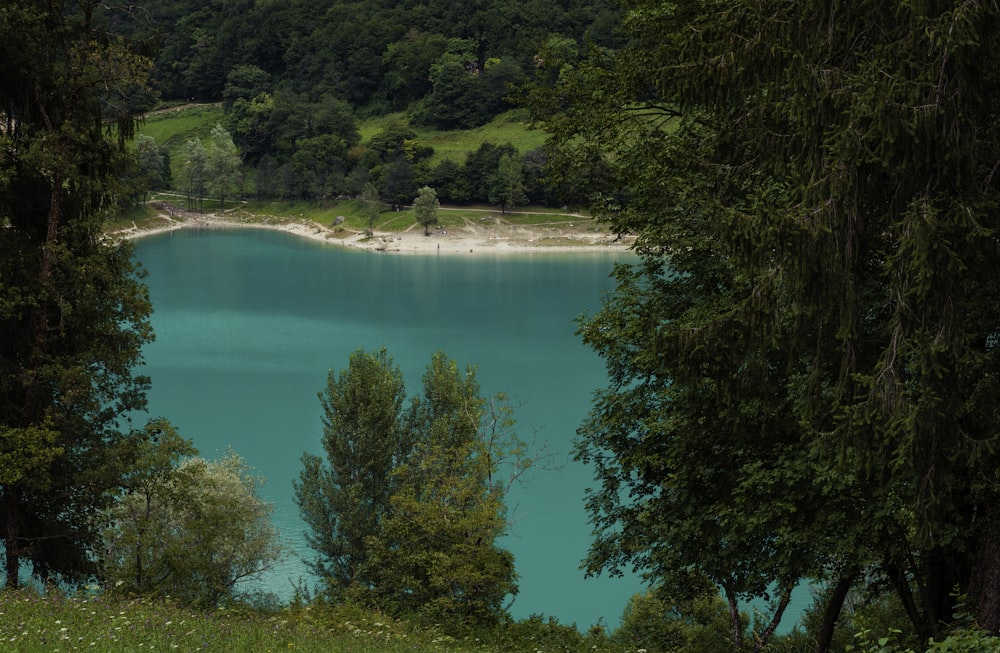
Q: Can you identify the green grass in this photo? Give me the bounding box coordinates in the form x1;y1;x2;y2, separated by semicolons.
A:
139;104;225;150
357;110;548;165
0;590;629;653
140;105;547;193
138;104;225;183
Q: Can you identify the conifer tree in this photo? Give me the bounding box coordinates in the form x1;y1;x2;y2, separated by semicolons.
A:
293;348;410;593
532;0;1000;646
1;0;154;588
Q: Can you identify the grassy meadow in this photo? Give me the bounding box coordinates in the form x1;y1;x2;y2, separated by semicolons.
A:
356;110;547;164
0;589;629;653
139;104;548;186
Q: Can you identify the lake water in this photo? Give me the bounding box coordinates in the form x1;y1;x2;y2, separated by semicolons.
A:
133;228;643;629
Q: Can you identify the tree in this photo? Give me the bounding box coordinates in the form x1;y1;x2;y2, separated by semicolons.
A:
488;153;527;214
135;135;169;199
413;185;440;236
380;155;416;211
364;353;523;624
179;137;207;211
1;0;154;589
361;182;381;235
287;134;347;199
205;124;242;211
99;421;281;607
293;348;411;594
534;0;1000;646
463;142;516;204
381;30;448;110
615;581;735;653
416;42;481;129
296;350;537;625
222;64;271;110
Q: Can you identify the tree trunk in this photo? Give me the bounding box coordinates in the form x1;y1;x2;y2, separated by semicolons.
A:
724;583;744;650
815;570;856;653
754;585;792;653
4;490;21;589
971;505;1000;632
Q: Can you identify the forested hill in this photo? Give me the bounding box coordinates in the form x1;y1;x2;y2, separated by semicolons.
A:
105;0;620;120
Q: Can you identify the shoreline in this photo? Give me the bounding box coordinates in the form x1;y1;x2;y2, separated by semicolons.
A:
111;205;634;256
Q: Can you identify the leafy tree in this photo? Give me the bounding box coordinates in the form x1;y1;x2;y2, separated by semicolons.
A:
488;153;527;214
293;348;411;594
222;63;271;110
178;137;207;211
1;0;154;588
205;124;242;211
428;159;469;203
227;92;275;166
287;134;347;199
413;186;440;236
534;0;1000;647
99;424;281;607
463;142;517;204
365;353;521;625
265;90;359;163
360;182;381;235
296;350;536;625
381;30;448;110
615;581;735;653
413;40;482;129
380;156;416;211
135;135;169;199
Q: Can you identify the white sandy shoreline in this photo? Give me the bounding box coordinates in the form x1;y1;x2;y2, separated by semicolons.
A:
113;206;633;256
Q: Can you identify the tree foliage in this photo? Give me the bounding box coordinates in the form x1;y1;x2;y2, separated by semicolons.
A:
488;153;527;214
117;0;621;114
205;124;242;211
531;0;1000;647
364;353;520;624
413;186;440;236
1;0;154;589
295;349;533;625
293;348;410;594
98;420;281;606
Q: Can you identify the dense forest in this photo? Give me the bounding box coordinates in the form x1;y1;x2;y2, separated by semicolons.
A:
102;0;621;207
106;0;619;111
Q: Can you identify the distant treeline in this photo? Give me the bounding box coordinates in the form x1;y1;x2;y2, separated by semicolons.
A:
107;0;621;207
104;0;621;124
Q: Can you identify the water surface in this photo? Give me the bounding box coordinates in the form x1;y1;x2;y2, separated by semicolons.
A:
134;228;642;628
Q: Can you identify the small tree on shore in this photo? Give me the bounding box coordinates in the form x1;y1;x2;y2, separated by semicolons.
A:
488;153;527;214
179;138;207;211
361;182;381;235
206;124;242;212
413;185;440;235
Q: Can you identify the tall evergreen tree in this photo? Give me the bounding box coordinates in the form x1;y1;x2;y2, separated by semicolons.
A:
0;0;154;588
293;348;411;593
532;0;1000;645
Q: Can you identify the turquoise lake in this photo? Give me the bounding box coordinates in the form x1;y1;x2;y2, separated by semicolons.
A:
133;228;643;629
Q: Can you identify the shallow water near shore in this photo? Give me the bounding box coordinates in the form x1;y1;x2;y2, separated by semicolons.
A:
134;227;644;628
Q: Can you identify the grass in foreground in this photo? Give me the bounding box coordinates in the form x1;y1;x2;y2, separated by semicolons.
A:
0;590;632;653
